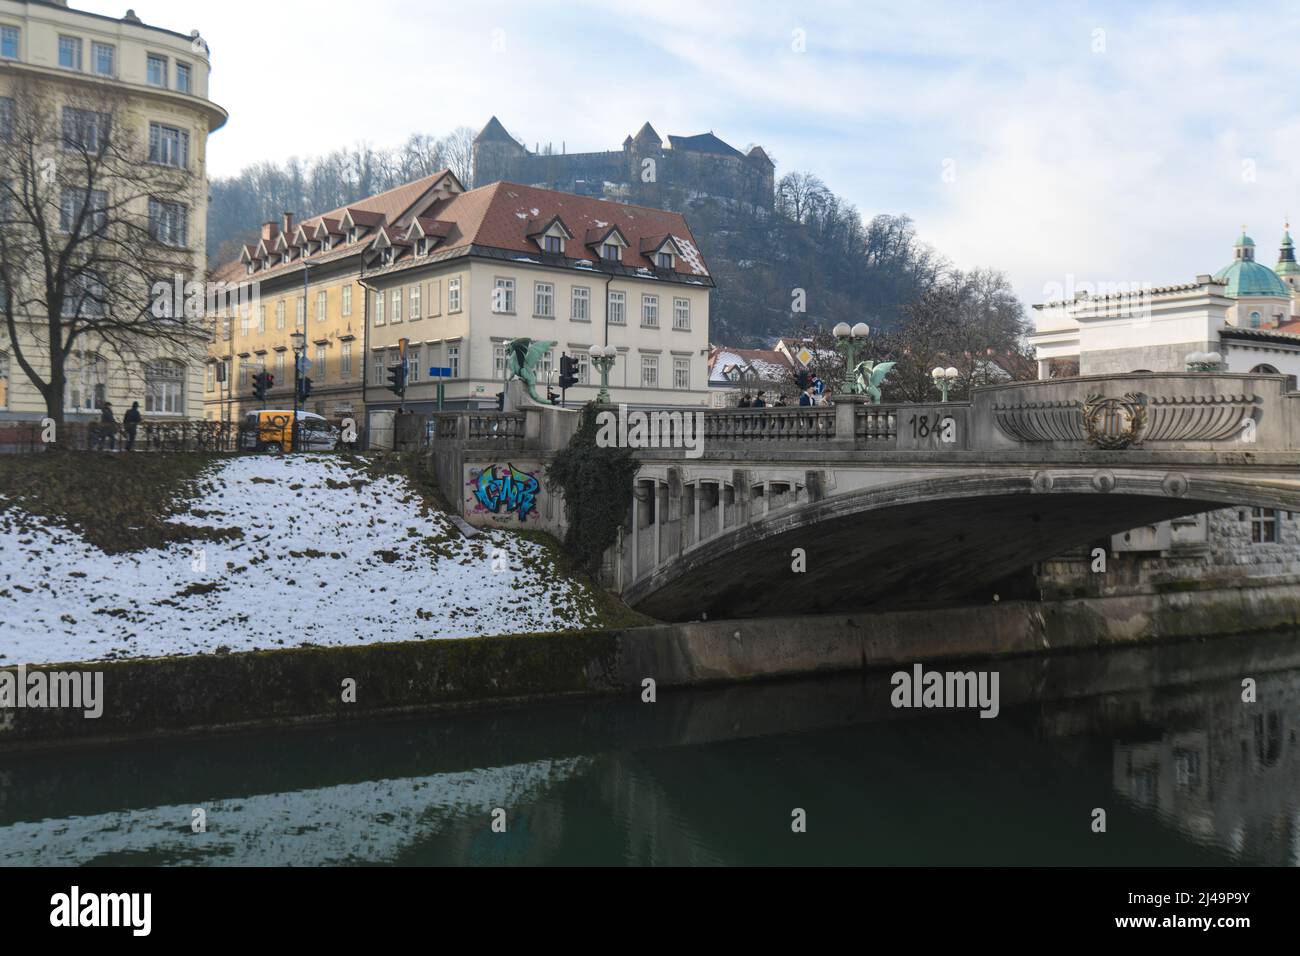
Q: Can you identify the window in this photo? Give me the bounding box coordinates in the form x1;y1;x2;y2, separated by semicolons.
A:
341;341;352;377
429;279;442;316
315;345;327;382
148;199;188;247
534;281;553;317
1252;508;1279;544
147;53;167;87
407;347;421;384
372;351;386;385
239;309;250;337
148;123;189;168
601;242;621;262
572;286;590;321
410;284;420;319
258;304;266;333
206;364;215;393
577;352;590;384
316;290;327;323
493;277;514;313
673;297;690;330
341;284;352;316
493;343;507;379
447;344;460;378
61;272;106;318
275;351;285;381
0;26;18;60
59;187;107;235
144;360;184;414
543;235;562;253
673;357;690;390
66;351;107;410
58;36;82;71
275;301;285;330
657;252;673;268
1250;311;1262;328
641;355;659;388
0;97;12;141
448;277;461;312
92;42;114;76
391;286;402;323
239;361;250;389
295;296;305;328
62;107;109;152
176;61;191;93
374;290;385;325
608;290;626;325
541;349;554;379
641;294;659;328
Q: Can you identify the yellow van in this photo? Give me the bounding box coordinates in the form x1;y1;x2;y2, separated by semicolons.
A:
240;410;338;453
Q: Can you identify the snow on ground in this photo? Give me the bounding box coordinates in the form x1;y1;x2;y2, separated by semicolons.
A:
0;455;601;665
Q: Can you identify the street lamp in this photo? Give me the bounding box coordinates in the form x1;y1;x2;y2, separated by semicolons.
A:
290;329;306;452
931;365;959;402
833;321;870;394
1185;351;1223;372
589;344;617;405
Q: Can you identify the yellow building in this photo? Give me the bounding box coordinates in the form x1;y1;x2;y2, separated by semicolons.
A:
0;0;226;421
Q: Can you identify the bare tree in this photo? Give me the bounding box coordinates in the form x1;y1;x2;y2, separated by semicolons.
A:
0;79;203;433
438;125;476;187
775;171;831;224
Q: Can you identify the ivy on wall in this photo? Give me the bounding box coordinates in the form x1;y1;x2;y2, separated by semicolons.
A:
546;404;639;573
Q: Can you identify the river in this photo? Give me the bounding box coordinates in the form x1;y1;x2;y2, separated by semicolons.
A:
1;630;1298;866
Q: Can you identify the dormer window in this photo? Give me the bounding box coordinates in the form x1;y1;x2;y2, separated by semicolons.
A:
602;243;621;262
321;237;331;252
382;247;394;265
300;244;310;258
347;228;357;243
544;235;563;254
657;251;674;268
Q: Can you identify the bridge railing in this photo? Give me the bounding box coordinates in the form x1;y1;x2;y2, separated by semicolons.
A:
702;406;837;442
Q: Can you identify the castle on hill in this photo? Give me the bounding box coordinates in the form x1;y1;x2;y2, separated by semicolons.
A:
471;117;775;210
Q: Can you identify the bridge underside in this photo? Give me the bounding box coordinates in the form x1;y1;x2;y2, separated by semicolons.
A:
629;492;1230;621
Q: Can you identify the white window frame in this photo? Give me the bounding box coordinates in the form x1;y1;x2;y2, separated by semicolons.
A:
572;286;590;321
673;357;690;390
641;294;659;328
535;281;554;317
391;286;402;323
410;284;421;319
448;276;461;312
640;354;659;388
315;290;327;323
673;297;690;330
608;290;626;325
341;284;353;316
493;277;515;314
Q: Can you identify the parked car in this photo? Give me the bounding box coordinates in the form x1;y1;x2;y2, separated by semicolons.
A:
240;410;339;453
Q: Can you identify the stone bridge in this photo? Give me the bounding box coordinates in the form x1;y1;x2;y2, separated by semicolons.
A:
428;372;1300;621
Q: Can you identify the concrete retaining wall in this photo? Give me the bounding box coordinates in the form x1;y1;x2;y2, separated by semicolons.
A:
2;577;1297;752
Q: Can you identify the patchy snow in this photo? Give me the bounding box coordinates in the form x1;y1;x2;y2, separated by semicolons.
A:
0;456;602;666
672;235;710;276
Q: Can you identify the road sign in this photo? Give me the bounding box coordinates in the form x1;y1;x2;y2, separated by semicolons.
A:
427;366;453;378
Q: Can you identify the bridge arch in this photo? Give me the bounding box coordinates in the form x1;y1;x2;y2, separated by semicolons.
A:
623;469;1300;621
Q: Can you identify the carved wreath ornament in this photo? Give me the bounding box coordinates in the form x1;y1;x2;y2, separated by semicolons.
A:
1081;393;1148;449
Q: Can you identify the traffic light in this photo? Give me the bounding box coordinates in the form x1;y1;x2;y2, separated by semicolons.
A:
494;390;505;411
298;376;312;402
252;371;273;402
558;353;579;390
386;362;406;397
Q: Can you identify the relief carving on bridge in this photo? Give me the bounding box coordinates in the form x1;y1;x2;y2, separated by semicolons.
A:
993;393;1261;448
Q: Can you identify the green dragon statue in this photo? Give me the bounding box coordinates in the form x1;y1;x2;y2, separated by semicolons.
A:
505;337;559;405
853;360;896;403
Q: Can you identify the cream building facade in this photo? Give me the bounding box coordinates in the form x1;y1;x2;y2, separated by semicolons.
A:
0;0;225;421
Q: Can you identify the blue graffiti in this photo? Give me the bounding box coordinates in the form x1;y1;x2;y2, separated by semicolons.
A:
473;463;540;521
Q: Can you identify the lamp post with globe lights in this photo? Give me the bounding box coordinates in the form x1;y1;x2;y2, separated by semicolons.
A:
932;365;959;402
1185;351;1223;372
832;321;871;395
589;344;617;404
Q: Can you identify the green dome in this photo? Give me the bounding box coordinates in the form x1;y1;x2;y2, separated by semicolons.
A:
1213;258;1290;296
1277;229;1300;277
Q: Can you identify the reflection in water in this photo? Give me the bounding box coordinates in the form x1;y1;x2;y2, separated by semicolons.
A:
1;631;1298;866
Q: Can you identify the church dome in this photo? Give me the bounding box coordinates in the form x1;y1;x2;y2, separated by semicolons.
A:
1213;229;1290;297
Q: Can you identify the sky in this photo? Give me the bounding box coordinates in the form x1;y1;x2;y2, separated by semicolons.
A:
74;0;1300;308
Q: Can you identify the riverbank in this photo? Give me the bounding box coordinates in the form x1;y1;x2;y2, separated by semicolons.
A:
3;573;1297;752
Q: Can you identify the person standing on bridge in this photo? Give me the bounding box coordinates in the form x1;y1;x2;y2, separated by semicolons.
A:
738;393;752;408
799;386;814;407
753;391;767;408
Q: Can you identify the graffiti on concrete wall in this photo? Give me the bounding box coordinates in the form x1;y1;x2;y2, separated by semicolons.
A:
468;463;542;522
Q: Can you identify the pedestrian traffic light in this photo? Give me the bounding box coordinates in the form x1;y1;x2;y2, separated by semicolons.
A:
298;376;312;402
558;353;579;390
386;362;406;397
252;371;272;402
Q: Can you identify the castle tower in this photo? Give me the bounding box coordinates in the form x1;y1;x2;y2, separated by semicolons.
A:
472;116;528;188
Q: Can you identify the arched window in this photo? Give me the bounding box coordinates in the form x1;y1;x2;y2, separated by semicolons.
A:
66;351;107;411
1250;311;1262;328
1251;363;1280;374
144;360;185;415
0;350;8;409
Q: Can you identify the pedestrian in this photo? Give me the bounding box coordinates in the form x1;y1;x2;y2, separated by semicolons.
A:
773;394;787;407
738;393;752;408
753;390;767;408
799;386;813;407
98;401;117;451
123;400;142;452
